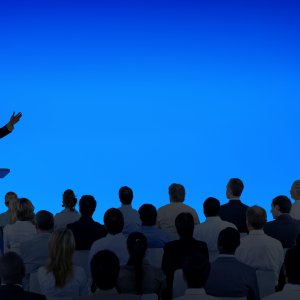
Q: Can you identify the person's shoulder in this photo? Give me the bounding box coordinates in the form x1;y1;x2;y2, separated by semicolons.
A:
157;203;171;213
23;290;47;300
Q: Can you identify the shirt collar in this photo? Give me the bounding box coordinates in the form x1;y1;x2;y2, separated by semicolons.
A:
205;216;221;222
185;288;207;295
249;229;265;235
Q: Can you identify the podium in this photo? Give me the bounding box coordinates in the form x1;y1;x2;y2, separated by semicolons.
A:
0;168;10;178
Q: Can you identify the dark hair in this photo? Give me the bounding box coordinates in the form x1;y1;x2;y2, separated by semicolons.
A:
119;186;133;205
272;195;292;214
182;254;210;288
227;178;244;197
218;227;240;254
62;189;77;211
4;191;17;206
138;204;157;226
246;206;267;229
35;210;54;231
285;247;300;284
175;212;194;239
16;198;35;222
203;197;220;217
0;252;25;284
90;250;120;292
169;183;185;203
104;208;124;235
79;195;97;217
127;232;148;294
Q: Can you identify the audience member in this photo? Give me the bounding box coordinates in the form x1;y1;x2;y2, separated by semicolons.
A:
89;208;129;266
157;183;200;239
219;178;249;233
205;227;259;300
290;180;300;220
264;195;300;248
194;197;236;261
0;191;18;227
118;186;141;236
3;198;36;254
37;228;88;297
138;204;171;248
54;189;80;229
0;251;46;300
0;112;22;139
67;195;107;250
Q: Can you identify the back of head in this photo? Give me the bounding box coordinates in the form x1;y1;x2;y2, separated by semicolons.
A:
36;210;54;231
169;183;185;203
0;252;25;285
291;180;300;200
227;178;244;197
203;197;221;217
127;232;148;263
246;206;267;230
218;227;240;254
138;204;157;226
16;198;35;222
62;189;77;211
79;195;97;217
90;250;120;292
119;186;133;205
104;208;124;235
175;212;194;239
182;254;210;288
285;247;300;284
4;191;17;207
272;195;292;214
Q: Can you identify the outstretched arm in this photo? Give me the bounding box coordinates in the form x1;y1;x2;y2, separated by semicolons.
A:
0;112;22;138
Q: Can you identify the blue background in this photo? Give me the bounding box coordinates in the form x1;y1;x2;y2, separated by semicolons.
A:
1;0;299;222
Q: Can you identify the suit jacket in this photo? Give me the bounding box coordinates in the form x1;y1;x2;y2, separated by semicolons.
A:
205;256;259;300
264;214;300;248
219;200;249;233
0;125;10;139
67;216;107;250
0;284;46;300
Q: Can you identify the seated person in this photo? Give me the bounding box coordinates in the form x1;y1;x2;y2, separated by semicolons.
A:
0;191;18;227
290;180;300;220
67;195;107;250
138;204;172;248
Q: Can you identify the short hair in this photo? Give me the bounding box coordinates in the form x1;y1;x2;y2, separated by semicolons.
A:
16;198;35;221
35;210;54;231
169;183;185;203
218;227;240;254
246;206;267;229
104;208;124;235
203;197;220;217
119;186;133;205
182;254;210;288
90;250;120;291
79;195;97;216
4;191;17;206
285;247;300;284
292;180;300;191
175;212;194;239
0;252;25;284
272;195;292;214
138;204;157;226
227;178;244;197
62;189;77;211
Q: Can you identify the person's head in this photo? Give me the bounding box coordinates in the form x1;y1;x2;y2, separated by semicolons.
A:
182;254;210;289
16;198;35;222
271;195;292;219
90;250;120;292
79;195;97;217
290;180;300;201
218;227;240;255
246;206;267;231
47;228;75;287
284;247;300;284
226;178;244;199
0;252;25;285
104;208;124;235
203;197;221;217
175;212;194;239
119;186;133;205
127;232;148;263
169;183;185;203
138;204;157;226
4;191;17;208
35;210;54;232
62;189;77;211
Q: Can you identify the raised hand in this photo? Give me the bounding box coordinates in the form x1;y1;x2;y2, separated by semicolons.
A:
9;112;22;125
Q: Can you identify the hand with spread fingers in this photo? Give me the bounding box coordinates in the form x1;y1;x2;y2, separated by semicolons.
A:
9;112;22;125
0;112;23;139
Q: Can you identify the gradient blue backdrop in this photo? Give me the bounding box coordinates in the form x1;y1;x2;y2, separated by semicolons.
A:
1;0;299;222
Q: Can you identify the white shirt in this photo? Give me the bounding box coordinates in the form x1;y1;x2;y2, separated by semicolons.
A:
290;201;300;220
38;265;88;297
235;230;284;279
118;204;141;235
263;284;300;300
3;220;36;254
89;233;129;266
54;208;81;229
173;288;219;300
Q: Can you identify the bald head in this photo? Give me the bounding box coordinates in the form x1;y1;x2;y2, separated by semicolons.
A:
291;180;300;200
246;206;267;230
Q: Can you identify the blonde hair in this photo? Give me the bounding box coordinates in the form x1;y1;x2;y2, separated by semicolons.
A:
16;198;35;222
46;228;75;287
